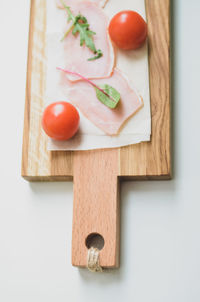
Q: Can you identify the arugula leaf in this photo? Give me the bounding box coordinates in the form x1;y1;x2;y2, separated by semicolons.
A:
88;49;103;61
95;84;121;109
64;4;76;23
60;2;103;61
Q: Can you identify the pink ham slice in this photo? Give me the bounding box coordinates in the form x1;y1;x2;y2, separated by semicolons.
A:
56;0;108;9
58;68;143;135
57;2;114;82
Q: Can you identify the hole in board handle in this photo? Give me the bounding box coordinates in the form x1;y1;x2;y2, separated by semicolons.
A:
85;233;105;250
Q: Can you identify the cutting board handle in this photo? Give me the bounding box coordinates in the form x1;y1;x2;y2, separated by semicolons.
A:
72;149;120;269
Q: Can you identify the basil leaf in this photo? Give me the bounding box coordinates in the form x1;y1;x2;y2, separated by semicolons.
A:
95;84;121;109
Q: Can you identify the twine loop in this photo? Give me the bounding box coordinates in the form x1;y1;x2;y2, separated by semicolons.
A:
87;247;103;272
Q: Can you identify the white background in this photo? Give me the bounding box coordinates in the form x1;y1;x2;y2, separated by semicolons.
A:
0;0;200;301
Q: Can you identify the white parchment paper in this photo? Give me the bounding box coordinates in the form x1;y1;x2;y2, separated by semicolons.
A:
45;0;151;150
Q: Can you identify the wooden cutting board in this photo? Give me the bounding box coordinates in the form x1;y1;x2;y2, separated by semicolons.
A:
22;0;171;269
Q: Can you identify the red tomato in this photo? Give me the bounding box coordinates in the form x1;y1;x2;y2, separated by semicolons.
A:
42;101;80;140
109;10;147;50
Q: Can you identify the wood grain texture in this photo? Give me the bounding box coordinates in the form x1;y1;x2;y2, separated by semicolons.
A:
119;0;171;179
21;0;73;181
21;0;171;269
21;0;171;181
72;149;120;267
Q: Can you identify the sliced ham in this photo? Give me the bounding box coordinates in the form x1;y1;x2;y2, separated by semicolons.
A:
58;68;143;135
56;0;108;9
57;2;114;82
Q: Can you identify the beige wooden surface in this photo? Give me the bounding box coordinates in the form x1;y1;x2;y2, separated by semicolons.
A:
22;0;171;181
21;0;171;268
72;150;120;267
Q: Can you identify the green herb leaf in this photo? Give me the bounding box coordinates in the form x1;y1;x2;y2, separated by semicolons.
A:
88;49;103;61
65;5;75;23
57;67;121;109
95;84;121;109
60;2;103;61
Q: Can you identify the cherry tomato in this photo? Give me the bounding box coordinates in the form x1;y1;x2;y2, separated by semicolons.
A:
42;101;80;140
109;10;147;50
